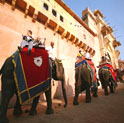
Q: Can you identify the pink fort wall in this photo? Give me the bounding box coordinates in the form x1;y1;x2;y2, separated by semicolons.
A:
0;3;79;100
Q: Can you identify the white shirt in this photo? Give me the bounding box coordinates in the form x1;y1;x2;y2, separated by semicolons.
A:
85;52;91;59
46;46;56;60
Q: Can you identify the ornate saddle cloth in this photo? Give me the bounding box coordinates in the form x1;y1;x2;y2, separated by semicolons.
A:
12;47;51;104
99;63;117;82
75;59;97;87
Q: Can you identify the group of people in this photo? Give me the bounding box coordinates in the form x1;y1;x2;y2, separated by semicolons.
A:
18;30;117;86
76;50;91;63
18;30;56;60
76;49;117;87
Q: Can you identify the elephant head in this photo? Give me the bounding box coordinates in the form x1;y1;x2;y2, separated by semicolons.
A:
51;58;67;107
118;70;124;83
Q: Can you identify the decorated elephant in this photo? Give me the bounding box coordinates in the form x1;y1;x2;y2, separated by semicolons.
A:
0;52;67;123
117;69;124;83
73;61;98;105
98;66;116;95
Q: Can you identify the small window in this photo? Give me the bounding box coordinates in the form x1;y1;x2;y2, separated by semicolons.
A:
52;9;57;17
83;34;86;39
43;3;49;11
60;15;64;22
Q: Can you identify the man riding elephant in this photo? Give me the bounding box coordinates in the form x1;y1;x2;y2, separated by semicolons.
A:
0;46;67;123
98;56;117;95
73;50;98;105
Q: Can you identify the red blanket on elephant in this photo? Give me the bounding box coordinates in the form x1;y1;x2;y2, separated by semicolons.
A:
100;63;116;82
12;47;51;104
75;59;97;87
86;59;97;85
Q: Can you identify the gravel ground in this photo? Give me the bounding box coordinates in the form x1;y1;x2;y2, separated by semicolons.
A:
7;83;124;123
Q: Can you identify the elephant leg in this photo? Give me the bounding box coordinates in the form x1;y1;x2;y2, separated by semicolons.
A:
0;80;15;123
13;93;23;116
45;88;53;114
92;87;98;98
85;85;91;103
104;86;109;96
73;86;80;105
29;96;40;115
109;83;114;93
61;80;67;107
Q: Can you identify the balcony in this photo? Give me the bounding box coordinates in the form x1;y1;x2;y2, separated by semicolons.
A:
101;25;113;37
113;40;121;48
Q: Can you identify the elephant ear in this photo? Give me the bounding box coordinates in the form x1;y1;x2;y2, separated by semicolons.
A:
1;57;14;78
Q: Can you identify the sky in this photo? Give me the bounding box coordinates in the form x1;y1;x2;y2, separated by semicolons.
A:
62;0;124;60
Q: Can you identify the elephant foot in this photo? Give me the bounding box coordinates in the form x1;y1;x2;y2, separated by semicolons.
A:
86;98;91;103
73;100;79;105
13;108;23;116
92;93;98;98
110;90;115;93
64;103;67;108
29;109;37;115
46;109;53;114
105;92;109;96
110;87;115;93
0;116;9;123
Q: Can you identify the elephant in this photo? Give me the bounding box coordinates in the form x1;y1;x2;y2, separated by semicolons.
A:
98;67;115;95
0;55;67;123
73;63;98;105
117;69;124;83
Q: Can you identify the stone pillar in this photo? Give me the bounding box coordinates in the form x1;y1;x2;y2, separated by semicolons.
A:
61;31;67;39
44;19;50;29
24;4;29;18
12;0;16;10
53;25;59;35
72;37;76;44
32;10;38;23
66;34;71;42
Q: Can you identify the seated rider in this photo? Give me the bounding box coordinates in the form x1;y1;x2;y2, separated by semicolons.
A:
46;41;56;70
18;30;34;55
85;50;91;60
33;37;46;48
99;56;112;66
76;50;84;63
46;41;56;61
77;50;83;58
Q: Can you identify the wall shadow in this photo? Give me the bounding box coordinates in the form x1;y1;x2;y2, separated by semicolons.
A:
66;78;74;96
54;78;73;99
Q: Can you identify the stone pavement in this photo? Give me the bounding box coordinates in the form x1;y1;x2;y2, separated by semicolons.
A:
7;83;124;123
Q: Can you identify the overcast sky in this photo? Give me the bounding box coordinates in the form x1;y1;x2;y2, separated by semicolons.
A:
63;0;124;60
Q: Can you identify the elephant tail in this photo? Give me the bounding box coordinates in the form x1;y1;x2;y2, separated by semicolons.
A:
0;64;4;75
0;68;3;75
